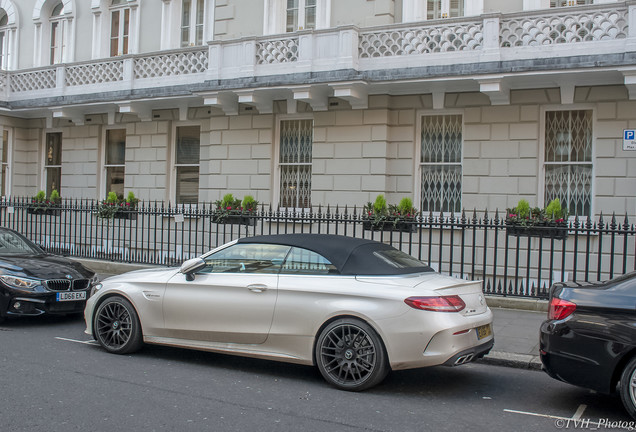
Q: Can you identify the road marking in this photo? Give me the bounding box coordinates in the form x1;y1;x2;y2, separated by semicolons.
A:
504;409;571;421
55;337;99;345
572;404;587;419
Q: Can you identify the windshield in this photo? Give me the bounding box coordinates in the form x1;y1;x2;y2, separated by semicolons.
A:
0;231;41;255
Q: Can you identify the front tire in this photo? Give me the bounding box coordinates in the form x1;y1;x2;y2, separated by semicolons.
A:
620;356;636;420
94;296;143;354
315;318;388;391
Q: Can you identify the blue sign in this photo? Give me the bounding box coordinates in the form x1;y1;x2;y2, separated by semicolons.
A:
624;130;636;151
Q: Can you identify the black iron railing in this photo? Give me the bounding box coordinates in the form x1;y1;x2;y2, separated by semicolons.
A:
1;197;634;299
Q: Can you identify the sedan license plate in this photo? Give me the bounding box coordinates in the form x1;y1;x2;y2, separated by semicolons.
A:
56;291;87;302
476;324;492;340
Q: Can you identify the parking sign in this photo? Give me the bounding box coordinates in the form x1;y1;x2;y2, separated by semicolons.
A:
624;130;636;151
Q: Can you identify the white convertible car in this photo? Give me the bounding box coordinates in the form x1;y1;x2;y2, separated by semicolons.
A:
85;234;493;391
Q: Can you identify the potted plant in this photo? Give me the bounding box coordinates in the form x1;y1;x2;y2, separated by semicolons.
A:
506;198;568;239
363;195;418;232
28;190;61;215
212;193;259;225
97;191;139;219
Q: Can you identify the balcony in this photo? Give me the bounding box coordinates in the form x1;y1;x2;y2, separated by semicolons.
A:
2;1;635;120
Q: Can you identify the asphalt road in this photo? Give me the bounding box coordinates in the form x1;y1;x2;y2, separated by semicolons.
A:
1;314;632;432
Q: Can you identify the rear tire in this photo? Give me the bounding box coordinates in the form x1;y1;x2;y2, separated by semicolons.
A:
94;296;143;354
315;318;389;391
619;356;636;420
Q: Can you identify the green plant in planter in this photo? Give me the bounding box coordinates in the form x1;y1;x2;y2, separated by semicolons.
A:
213;193;251;222
392;197;417;218
33;190;46;203
242;195;259;213
364;195;418;231
126;191;139;208
544;198;566;221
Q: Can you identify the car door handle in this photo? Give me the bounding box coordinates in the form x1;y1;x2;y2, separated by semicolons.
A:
247;284;268;293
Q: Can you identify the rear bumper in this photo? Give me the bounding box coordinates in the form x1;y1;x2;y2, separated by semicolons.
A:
442;339;494;366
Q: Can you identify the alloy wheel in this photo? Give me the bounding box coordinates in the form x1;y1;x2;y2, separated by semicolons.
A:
96;300;134;350
319;323;377;387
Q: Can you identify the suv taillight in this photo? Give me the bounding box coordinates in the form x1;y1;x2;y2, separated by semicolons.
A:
548;298;576;320
404;295;466;312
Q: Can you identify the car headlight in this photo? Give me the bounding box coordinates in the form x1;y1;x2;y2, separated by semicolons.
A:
90;283;103;297
0;275;42;291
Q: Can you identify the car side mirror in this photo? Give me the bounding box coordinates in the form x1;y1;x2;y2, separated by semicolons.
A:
180;257;206;281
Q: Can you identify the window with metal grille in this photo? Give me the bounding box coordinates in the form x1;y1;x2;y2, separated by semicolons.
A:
286;0;316;32
104;129;126;198
544;110;593;217
427;0;464;19
175;126;200;205
420;114;462;213
181;0;205;47
279;119;312;209
45;132;62;196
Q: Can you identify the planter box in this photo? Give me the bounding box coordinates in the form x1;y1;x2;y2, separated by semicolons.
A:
214;214;257;226
506;223;568;240
26;206;60;216
362;220;417;233
113;209;138;220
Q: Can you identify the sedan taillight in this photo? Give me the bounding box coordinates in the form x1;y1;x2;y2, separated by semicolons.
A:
404;295;466;312
548;297;576;320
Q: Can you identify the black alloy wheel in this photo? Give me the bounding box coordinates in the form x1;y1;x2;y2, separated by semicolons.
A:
94;296;143;354
316;318;388;391
620;356;636;420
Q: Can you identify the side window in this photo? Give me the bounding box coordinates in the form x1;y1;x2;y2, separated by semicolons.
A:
110;0;131;57
201;244;291;274
281;247;338;275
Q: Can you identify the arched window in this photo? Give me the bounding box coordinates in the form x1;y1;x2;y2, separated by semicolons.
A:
181;0;204;47
0;10;8;70
49;2;64;64
110;0;131;56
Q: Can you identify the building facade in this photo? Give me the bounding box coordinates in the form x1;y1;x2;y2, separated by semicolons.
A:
0;0;634;219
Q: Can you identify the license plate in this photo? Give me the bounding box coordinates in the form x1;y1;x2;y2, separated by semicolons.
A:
476;324;492;340
56;291;87;302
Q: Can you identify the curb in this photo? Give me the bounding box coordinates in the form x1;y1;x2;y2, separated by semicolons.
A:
480;351;543;371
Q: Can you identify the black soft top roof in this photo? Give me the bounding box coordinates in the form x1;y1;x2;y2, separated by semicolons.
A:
237;234;433;275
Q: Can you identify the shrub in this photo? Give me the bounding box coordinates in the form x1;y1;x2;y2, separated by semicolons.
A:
34;190;46;202
515;199;530;219
397;197;415;216
373;194;387;215
545;198;565;220
242;195;258;212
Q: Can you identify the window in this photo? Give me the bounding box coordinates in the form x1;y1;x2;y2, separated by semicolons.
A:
551;0;593;7
281;247;337;275
419;114;462;213
427;0;464;19
104;129;126;198
181;0;204;47
49;2;64;64
175;126;200;205
0;129;9;197
44;132;62;196
110;0;130;56
279;119;312;209
286;0;316;32
0;11;8;69
202;243;291;274
544;110;593;217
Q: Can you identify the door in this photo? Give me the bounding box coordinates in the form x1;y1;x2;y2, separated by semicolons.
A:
162;243;290;344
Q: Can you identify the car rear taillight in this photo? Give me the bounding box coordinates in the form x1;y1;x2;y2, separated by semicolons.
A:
548;298;576;320
404;296;466;312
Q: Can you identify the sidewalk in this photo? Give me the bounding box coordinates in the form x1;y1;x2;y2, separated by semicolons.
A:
484;307;545;370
